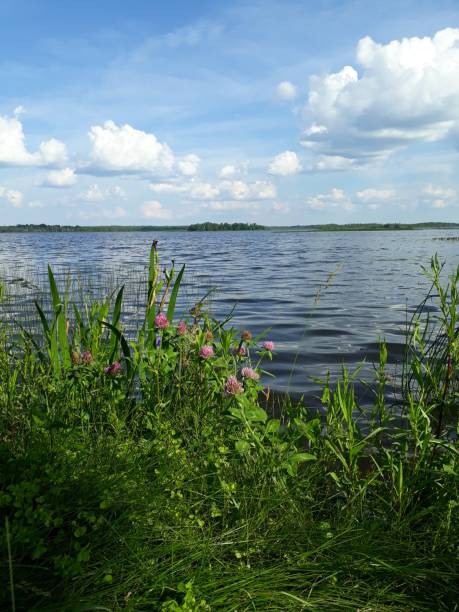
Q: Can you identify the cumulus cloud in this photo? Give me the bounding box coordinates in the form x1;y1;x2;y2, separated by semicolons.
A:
301;28;459;163
276;80;297;101
149;178;276;202
422;184;456;208
79;184;126;202
356;188;396;207
219;164;238;178
202;201;261;211
177;154;200;176
140;200;172;219
149;182;187;194
312;155;357;171
268;150;302;176
0;186;23;208
88;120;175;175
305;188;355;212
220;179;276;200
0;114;68;167
42;167;77;188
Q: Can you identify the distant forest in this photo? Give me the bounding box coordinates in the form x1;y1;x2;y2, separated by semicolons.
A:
1;222;459;233
187;222;265;231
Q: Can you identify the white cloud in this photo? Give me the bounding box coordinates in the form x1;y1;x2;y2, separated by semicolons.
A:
42;167;77;188
219;164;237;178
0;114;68;167
177;154;200;176
268;150;302;176
220;179;276;200
356;188;396;204
422;184;456;208
276;80;297;101
305;188;355;212
149;182;187;194
88;120;175;175
0;186;23;208
149;178;276;202
140;200;172;219
312;155;357;171
189;182;220;199
202;201;261;211
302;28;459;163
79;184;126;202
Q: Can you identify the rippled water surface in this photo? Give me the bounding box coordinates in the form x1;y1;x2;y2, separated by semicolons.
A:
1;229;459;404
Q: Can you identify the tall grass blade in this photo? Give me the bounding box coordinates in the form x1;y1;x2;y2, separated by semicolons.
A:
109;285;124;362
166;264;185;322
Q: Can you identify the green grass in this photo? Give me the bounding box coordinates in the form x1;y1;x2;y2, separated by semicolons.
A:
0;246;458;611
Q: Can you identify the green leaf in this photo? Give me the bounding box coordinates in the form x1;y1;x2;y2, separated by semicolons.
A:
265;419;280;434
109;285;124;361
289;452;316;465
100;321;132;378
235;440;251;453
167;264;185;322
244;405;267;422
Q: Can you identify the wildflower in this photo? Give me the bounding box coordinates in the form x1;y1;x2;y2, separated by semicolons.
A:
241;330;252;341
155;312;169;329
155;335;161;349
71;351;80;365
81;351;93;364
241;367;259;381
236;345;247;357
205;329;214;342
262;341;275;351
104;361;122;376
224;375;244;396
177;320;187;336
199;345;214;359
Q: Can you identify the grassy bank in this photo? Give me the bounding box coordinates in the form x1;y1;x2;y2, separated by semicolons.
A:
1;247;458;611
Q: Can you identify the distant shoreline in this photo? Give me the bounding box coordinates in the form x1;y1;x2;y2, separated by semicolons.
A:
1;222;459;234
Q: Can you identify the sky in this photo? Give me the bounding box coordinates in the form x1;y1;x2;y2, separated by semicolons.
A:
1;0;459;226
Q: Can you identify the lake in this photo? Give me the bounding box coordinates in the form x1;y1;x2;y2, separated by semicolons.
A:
1;229;458;406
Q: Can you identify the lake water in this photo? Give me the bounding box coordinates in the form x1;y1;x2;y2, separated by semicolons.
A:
1;229;459;406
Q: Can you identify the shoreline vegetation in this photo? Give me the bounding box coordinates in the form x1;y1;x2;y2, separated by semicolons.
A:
1;246;458;610
1;221;459;233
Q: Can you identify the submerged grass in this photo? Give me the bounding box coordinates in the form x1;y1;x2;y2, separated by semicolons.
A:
0;245;458;611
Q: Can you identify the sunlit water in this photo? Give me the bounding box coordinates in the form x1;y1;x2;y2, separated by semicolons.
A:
1;229;458;406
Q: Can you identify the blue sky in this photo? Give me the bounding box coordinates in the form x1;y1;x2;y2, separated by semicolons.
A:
1;0;459;225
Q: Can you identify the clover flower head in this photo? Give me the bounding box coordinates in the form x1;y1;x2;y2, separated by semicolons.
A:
155;312;169;329
262;341;275;352
224;375;244;396
177;320;187;336
241;367;259;381
81;351;93;364
104;361;122;376
200;345;214;359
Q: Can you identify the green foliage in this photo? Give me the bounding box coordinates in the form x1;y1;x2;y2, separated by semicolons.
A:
187;221;265;231
0;250;457;610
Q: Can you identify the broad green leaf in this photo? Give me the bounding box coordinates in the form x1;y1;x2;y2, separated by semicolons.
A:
235;440;251;454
